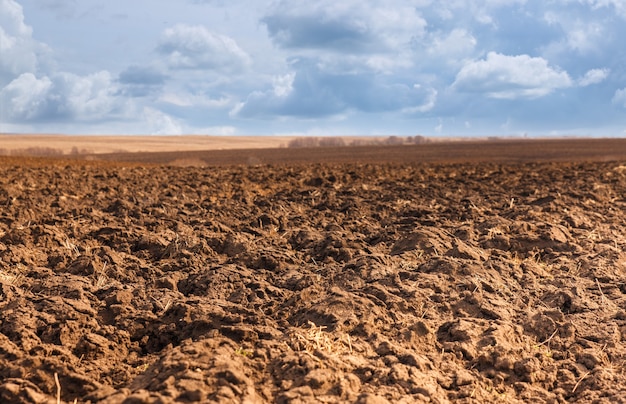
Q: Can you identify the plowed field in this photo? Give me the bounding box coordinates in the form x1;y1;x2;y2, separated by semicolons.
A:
1;139;626;403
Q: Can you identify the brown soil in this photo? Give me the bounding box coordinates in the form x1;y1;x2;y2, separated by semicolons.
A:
86;138;626;165
1;139;626;403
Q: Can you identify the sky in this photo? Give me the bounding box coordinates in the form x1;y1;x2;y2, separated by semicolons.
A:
1;0;626;137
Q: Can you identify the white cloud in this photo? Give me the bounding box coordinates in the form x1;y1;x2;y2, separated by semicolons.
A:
364;54;413;73
272;73;295;97
0;0;31;38
141;107;183;135
0;1;135;127
578;68;610;86
613;88;626;107
431;0;528;26
0;0;50;84
157;24;251;71
428;29;477;60
158;92;232;108
54;71;122;119
542;10;608;62
0;73;52;120
566;23;603;54
1;71;126;122
411;28;477;71
580;0;626;18
453;52;572;99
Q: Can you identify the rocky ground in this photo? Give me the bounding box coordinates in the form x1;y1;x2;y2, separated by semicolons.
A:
1;147;626;403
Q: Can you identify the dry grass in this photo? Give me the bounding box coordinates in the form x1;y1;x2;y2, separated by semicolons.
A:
572;371;591;393
92;262;111;290
54;372;61;404
536;328;559;347
62;238;80;257
288;321;353;356
0;271;23;287
0;265;25;287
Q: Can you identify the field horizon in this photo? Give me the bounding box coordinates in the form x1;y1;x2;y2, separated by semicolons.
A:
2;136;626;168
0;133;599;156
2;134;626;167
0;133;447;155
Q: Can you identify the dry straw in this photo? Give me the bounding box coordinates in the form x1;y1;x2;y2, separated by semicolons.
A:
54;372;61;404
289;321;353;356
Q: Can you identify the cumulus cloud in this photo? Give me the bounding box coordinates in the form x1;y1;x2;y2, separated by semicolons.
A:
253;1;431;118
423;3;566;62
0;73;52;121
234;59;436;118
578;68;610;86
453;52;572;99
262;1;426;53
0;0;50;85
141;107;183;135
0;0;31;41
540;5;626;79
157;24;251;71
1;71;126;122
0;0;133;126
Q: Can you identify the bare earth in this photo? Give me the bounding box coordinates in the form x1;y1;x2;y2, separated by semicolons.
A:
1;138;626;403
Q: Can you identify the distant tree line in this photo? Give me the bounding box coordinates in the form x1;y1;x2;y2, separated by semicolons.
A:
287;135;429;148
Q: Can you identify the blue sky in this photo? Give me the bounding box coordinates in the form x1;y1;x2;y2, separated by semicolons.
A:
1;0;626;137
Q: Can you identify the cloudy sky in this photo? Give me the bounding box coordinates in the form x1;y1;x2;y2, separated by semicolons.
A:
1;0;626;137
